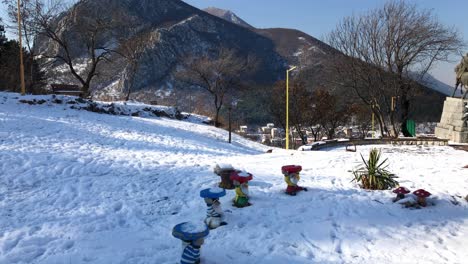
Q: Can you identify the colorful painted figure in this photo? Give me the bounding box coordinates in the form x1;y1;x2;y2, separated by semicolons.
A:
213;163;236;189
230;171;253;207
282;165;308;196
172;222;209;264
200;187;227;229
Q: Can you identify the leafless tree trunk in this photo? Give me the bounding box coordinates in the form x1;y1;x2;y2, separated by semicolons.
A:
118;32;151;101
27;0;124;97
176;48;257;127
289;81;312;145
327;0;463;137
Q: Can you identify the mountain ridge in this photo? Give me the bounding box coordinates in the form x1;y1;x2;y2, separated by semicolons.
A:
204;7;452;97
36;0;447;122
203;7;253;28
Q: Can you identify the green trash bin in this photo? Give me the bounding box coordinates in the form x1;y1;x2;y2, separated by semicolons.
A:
406;119;416;137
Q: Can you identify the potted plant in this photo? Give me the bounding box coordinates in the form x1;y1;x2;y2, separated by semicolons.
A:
352;148;398;190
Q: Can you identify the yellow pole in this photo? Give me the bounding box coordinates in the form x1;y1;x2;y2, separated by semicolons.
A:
286;66;296;150
17;0;26;95
372;111;375;139
286;70;289;149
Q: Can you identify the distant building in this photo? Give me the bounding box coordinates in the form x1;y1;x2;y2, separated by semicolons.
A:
239;126;248;134
261;126;272;134
271;128;280;138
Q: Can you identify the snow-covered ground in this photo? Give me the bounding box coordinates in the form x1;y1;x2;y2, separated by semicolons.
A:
0;92;467;264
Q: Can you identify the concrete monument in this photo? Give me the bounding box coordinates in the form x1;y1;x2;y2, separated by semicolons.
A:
435;55;468;143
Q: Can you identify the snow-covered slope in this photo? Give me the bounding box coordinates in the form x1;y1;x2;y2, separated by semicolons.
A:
0;92;467;264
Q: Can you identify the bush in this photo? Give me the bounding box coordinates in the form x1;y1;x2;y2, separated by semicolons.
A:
352;148;398;190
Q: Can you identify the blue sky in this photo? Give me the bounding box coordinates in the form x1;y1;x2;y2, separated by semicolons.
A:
183;0;468;85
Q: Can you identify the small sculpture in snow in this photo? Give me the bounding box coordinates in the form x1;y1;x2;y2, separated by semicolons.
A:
200;187;227;229
413;189;431;207
392;186;411;202
172;221;209;264
230;171;253;208
213;163;236;189
282;165;308;196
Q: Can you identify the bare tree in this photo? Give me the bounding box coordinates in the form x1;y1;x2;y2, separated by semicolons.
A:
28;0;125;97
312;89;355;139
289;80;314;145
177;48;257;127
118;32;151;101
352;103;373;138
266;80;304;148
327;0;463;136
267;80;286;132
266;79;356;146
327;55;399;136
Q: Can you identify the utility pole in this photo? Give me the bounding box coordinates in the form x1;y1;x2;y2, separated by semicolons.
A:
17;0;26;95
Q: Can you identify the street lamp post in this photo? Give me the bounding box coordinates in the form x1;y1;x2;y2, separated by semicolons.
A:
286;66;297;150
17;0;26;95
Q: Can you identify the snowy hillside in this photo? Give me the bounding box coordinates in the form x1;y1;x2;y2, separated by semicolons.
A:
0;92;467;264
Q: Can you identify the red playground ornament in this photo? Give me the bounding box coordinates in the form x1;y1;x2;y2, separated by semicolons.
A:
281;165;308;196
230;171;253;207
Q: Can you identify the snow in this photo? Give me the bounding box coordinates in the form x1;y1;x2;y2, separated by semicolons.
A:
237;171;252;177
293;50;304;57
396;196;417;205
209;187;225;194
179;222;208;234
0;92;467;263
297;141;326;151
55;59;89;76
216;163;234;170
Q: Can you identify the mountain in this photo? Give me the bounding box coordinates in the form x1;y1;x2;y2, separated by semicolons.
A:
36;0;446;122
255;28;339;65
36;0;285;102
191;8;344;95
420;73;458;96
202;7;338;68
203;7;253;28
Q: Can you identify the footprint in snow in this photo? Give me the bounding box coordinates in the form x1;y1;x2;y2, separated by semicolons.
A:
28;226;41;236
62;240;74;250
113;201;123;212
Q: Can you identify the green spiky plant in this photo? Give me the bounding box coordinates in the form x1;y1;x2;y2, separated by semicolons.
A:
352;148;398;190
